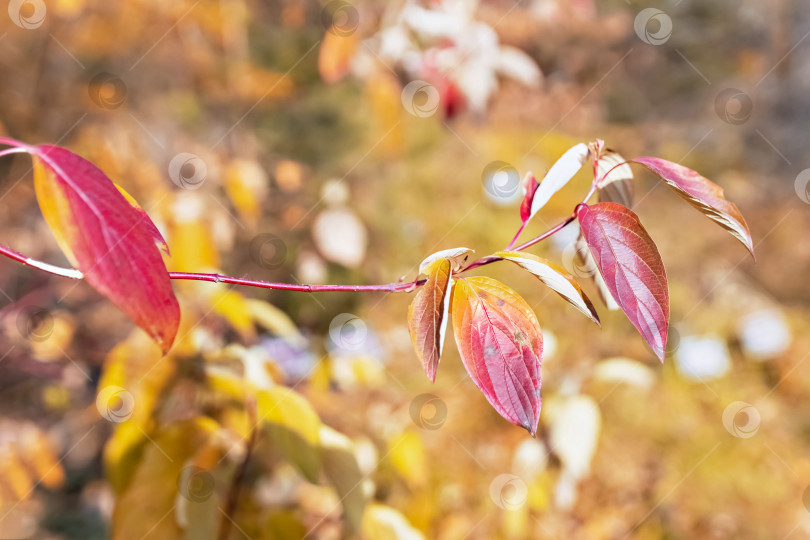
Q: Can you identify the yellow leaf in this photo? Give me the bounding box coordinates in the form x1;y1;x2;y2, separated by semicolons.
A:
320;426;367;533
225;159;267;228
366;72;404;155
104;423;146;495
219;408;252;441
309;360;332;393
100;329;175;492
99;329;170;428
111;418;220;540
503;502;529;538
213;290;255;339
388;432;427;489
362;503;425;540
0;451;33;500
246;299;302;342
257;387;321;483
169;220;219;272
205;366;248;402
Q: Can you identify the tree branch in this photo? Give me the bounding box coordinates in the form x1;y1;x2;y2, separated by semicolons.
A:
0;206;587;293
0;136;600;293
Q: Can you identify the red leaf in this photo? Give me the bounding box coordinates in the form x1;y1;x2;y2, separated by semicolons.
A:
633;157;754;256
576;203;669;361
451;277;543;435
519;172;538;225
32;145;180;353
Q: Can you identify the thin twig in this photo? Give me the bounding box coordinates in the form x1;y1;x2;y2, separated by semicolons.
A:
0;142;611;294
0;213;568;294
0;147;29;159
0;200;582;292
504;221;527;250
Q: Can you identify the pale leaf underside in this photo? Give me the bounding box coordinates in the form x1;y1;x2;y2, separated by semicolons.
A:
418;247;473;275
493;250;600;325
529;143;589;219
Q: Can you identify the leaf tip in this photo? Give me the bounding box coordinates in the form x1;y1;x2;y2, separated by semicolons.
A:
655;336;667;363
746;241;756;262
159;337;175;355
424;364;437;383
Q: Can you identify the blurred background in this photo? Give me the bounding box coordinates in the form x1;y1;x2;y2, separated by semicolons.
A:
0;0;809;538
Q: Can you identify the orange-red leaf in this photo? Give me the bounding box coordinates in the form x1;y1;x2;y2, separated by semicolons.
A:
633;157;754;256
576;203;669;360
451;277;543;435
32;145;179;353
407;258;452;382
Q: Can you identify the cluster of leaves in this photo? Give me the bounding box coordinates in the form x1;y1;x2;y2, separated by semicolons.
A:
0;137;752;443
99;326;377;538
406;140;753;435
